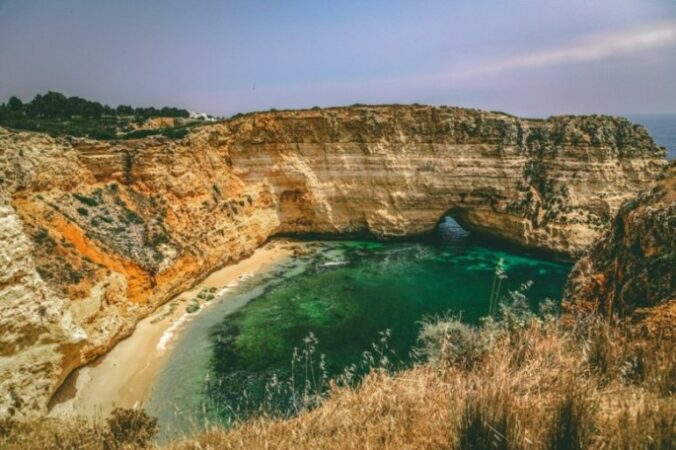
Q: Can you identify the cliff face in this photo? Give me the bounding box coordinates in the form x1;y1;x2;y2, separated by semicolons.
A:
226;107;664;251
0;105;667;416
563;162;675;322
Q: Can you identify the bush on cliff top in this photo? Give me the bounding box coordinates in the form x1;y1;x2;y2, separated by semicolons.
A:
0;92;201;140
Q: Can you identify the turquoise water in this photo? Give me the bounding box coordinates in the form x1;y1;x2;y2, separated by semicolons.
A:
147;224;571;438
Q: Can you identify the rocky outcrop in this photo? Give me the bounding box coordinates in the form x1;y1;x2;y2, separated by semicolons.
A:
563;162;675;320
0;105;667;416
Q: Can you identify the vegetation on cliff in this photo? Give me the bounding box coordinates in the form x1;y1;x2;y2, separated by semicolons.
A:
1;296;673;449
0;92;204;140
0;106;671;449
182;313;672;450
3;160;673;449
564;162;675;320
0;105;667;422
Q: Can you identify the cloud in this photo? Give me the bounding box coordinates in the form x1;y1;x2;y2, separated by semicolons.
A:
434;20;676;83
233;20;676;104
184;19;676;115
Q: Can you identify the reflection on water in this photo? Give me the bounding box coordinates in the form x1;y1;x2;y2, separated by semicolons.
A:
437;216;471;247
147;231;571;439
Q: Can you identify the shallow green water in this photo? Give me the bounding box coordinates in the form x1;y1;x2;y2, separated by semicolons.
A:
147;229;571;438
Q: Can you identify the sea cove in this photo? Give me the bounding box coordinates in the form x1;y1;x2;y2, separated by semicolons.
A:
146;224;571;437
2;3;674;447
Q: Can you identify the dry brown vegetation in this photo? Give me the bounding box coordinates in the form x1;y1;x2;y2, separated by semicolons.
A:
2;304;673;450
166;313;674;450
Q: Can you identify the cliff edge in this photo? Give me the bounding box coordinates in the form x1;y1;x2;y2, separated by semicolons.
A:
0;105;667;416
563;162;675;326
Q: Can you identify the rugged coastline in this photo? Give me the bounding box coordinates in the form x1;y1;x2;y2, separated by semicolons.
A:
564;161;675;324
0;104;668;417
47;240;292;419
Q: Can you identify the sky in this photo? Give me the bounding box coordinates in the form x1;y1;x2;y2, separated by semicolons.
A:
0;0;674;117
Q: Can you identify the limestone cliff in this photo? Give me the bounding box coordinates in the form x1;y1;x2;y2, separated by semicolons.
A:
563;162;675;323
0;105;667;416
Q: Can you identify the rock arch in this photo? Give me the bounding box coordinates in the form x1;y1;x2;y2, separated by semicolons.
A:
0;105;667;416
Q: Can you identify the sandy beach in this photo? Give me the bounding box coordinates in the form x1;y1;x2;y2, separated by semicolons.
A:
49;240;293;419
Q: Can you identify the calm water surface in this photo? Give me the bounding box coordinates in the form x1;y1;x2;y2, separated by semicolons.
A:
626;113;676;160
147;221;571;439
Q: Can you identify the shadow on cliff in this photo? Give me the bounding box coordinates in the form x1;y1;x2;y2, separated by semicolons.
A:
275;213;573;264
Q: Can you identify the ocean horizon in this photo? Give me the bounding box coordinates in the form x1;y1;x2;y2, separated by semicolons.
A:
625;113;676;160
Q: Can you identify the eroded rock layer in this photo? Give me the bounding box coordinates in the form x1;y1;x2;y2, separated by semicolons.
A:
0;105;667;416
563;162;675;321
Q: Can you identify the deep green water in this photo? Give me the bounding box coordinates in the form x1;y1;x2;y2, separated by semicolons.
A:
147;224;571;438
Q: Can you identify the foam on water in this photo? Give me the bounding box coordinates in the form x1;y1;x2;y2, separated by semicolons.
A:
155;275;253;352
156;314;190;352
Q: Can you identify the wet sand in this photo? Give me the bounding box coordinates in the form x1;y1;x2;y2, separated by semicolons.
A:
50;240;293;419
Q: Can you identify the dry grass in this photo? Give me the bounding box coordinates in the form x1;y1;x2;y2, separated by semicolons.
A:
164;315;673;450
2;314;673;450
0;408;157;450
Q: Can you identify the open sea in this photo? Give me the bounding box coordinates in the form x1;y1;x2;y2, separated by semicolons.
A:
626;113;676;160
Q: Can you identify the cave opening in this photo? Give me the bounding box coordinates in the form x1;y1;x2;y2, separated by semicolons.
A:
435;215;471;247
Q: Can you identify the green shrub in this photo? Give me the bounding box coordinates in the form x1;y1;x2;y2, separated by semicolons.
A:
104;407;158;449
417;317;488;369
125;210;144;224
121;125;190;140
0;91;190;140
33;228;50;244
73;193;98;207
76;207;89;216
68;268;83;284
